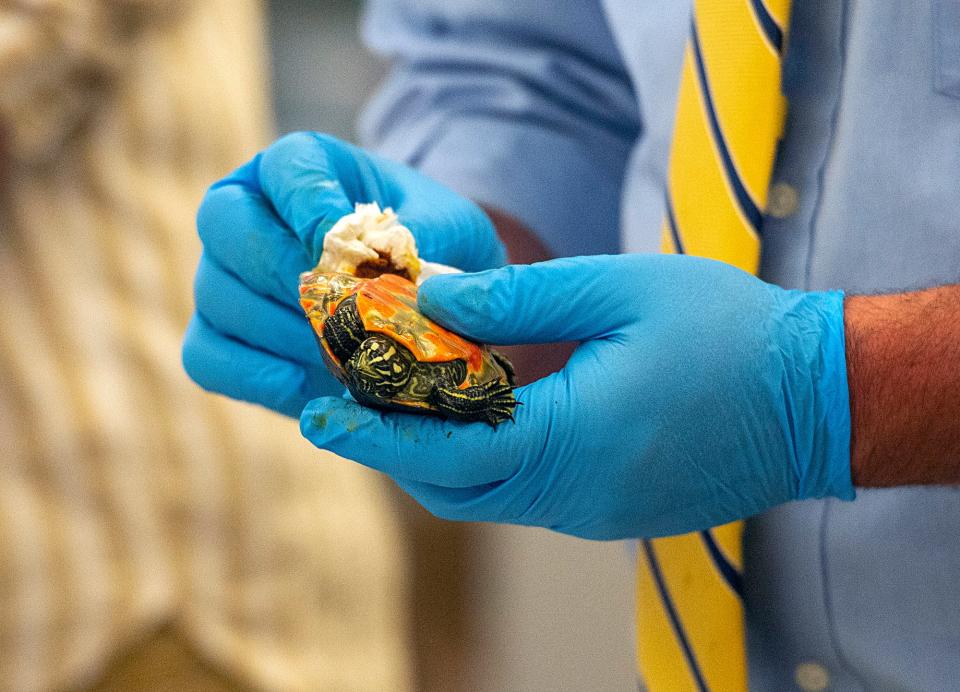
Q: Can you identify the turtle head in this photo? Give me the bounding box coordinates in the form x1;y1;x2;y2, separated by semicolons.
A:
347;334;414;399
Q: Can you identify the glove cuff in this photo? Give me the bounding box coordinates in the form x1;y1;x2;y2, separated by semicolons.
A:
795;289;856;501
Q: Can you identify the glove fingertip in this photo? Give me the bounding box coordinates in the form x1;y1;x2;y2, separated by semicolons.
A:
418;273;488;332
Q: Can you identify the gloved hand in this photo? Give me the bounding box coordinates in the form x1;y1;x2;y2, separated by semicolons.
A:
182;132;505;417
300;254;855;539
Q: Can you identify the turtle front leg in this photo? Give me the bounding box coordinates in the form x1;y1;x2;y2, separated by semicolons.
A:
429;379;518;427
325;294;366;363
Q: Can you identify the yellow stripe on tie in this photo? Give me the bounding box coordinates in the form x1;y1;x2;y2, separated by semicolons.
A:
637;541;707;692
696;2;788;206
706;520;745;573
760;0;790;31
666;45;761;272
638;524;747;692
660;218;680;255
641;1;792;690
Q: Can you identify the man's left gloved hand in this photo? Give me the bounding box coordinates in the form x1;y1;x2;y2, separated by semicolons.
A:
182;132;505;417
301;254;855;539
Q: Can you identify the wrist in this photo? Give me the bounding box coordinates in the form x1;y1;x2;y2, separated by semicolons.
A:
844;293;880;487
844;286;960;486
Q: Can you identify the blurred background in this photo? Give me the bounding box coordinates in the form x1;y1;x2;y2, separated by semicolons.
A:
0;1;633;689
265;1;636;689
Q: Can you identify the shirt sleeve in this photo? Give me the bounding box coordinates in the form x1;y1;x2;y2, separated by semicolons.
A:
359;0;641;258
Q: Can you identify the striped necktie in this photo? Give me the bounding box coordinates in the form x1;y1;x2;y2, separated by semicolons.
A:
636;1;791;690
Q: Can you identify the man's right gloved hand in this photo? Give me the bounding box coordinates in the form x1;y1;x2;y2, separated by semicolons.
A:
182;132;506;417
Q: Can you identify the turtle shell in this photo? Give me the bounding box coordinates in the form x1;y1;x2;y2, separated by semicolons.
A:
299;270;510;394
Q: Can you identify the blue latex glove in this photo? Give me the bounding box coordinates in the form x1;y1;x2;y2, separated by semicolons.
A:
182;132;505;417
300;254;854;539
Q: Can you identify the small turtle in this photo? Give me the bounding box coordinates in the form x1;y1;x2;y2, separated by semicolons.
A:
299;271;518;426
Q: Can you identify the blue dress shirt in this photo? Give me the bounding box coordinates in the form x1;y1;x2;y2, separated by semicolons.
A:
361;2;960;689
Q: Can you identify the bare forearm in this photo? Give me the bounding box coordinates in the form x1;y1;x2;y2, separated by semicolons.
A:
845;285;960;486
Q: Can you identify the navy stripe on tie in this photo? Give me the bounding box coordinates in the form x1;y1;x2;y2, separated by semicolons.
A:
664;191;686;254
689;18;764;234
750;0;785;53
700;530;744;598
642;540;709;692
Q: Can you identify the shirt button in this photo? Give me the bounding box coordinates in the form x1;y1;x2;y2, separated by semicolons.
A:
794;661;830;691
767;182;799;218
